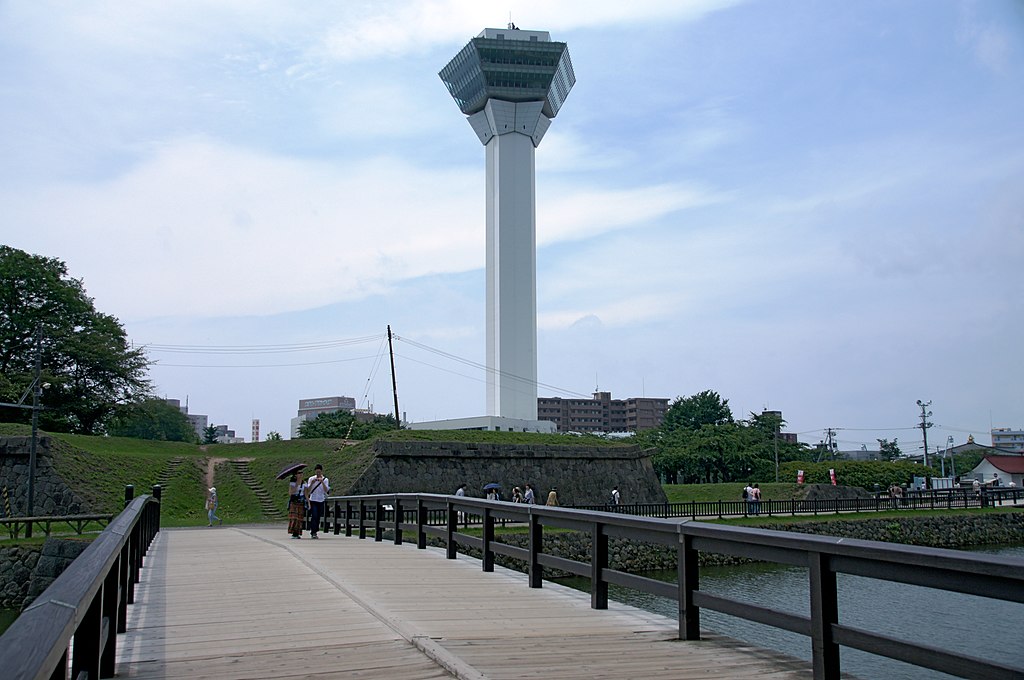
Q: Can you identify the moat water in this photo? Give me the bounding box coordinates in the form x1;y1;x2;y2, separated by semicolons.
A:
554;544;1024;680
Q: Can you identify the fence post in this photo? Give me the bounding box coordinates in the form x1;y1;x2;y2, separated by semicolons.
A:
124;485;134;508
358;500;367;539
482;507;494;572
678;529;700;640
446;502;458;559
591;521;608;609
417;499;427;549
393;498;403;545
528;511;543;588
809;551;841;679
374;500;383;542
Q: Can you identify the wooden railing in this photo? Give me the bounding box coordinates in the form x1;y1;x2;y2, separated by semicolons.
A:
0;485;161;680
1;514;116;540
326;493;1024;680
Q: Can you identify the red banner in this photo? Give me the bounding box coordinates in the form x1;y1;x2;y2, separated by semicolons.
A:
829;468;837;486
797;469;804;484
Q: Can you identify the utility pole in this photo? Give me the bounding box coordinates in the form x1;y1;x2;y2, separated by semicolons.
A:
916;400;933;469
27;327;42;538
947;435;956;479
387;325;401;429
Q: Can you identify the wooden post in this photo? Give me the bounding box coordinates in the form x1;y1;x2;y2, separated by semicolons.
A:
590;522;607;609
358;500;367;539
446;502;458;559
809;551;840;679
417;499;427;549
374;501;383;542
334;501;342;535
482;508;494;572
528;511;543;588
393;499;403;545
678;532;700;640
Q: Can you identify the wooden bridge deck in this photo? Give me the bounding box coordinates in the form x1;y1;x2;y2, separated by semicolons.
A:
116;526;812;679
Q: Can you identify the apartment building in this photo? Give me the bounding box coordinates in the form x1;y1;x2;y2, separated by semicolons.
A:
537;391;669;433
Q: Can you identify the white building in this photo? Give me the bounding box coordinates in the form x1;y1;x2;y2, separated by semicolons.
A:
967;456;1024;487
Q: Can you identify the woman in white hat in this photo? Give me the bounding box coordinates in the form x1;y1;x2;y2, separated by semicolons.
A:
206;487;221;526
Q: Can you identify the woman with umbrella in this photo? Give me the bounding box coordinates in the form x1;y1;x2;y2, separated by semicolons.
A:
278;463;307;539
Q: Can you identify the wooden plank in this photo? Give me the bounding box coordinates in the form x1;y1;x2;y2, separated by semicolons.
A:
116;526;813;680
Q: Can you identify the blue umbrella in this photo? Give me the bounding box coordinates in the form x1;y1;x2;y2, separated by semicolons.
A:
483;482;501;490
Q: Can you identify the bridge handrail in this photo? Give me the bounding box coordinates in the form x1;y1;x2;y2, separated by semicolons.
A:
0;486;161;680
325;492;1024;680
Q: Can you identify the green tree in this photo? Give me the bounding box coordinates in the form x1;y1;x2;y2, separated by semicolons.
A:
266;431;283;441
662;390;733;432
202;424;219;444
299;410;399;440
0;246;149;433
877;438;902;461
108;398;198;442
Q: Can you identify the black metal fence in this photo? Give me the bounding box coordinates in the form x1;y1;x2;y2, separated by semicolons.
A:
0;485;161;680
325;492;1024;680
573;487;1024;520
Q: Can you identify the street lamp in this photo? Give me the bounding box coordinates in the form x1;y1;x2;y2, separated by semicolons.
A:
947;435;956;479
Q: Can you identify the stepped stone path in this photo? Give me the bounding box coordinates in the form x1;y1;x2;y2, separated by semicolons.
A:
228;459;285;520
153;457;185;493
116;527;813;679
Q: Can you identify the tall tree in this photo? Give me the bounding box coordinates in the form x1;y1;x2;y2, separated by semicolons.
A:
298;410;399;440
877;438;902;461
0;246;149;433
662;390;733;432
108;398;198;442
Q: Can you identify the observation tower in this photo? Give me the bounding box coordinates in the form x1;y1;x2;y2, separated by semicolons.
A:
440;26;575;422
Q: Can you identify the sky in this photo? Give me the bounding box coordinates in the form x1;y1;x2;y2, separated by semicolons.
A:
2;0;1022;455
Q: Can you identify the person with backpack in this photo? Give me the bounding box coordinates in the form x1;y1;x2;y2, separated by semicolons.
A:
610;486;621;508
743;484;754;513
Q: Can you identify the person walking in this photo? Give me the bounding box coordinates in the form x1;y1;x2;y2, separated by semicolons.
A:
524;484;535;505
511;486;523;503
206;487;221;526
305;464;330;539
288;472;306;539
546;488;559;506
610;486;621;508
751;483;762;515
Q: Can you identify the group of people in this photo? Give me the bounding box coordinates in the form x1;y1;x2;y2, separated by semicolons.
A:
287;463;330;539
457;482;561;505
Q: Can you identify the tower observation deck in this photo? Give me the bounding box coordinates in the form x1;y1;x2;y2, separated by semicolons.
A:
440;28;575;422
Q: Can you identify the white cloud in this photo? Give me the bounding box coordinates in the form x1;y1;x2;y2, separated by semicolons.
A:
3;139;483;320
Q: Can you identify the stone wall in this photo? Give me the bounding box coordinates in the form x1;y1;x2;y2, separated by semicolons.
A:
0;538;91;610
0;437;90;517
348;440;667;505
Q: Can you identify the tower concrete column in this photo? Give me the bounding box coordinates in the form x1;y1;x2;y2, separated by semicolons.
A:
440;27;575;423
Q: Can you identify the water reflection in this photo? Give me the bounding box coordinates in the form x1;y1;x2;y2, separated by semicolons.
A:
556;545;1023;680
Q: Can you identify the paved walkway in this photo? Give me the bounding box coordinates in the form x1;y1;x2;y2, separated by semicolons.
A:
116;526;813;679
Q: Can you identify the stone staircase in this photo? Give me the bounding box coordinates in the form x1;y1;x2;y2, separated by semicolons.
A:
153;457;185;494
229;459;285;520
